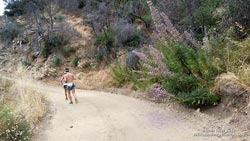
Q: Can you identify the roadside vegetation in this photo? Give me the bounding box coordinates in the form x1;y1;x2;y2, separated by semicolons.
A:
112;0;250;107
0;76;47;141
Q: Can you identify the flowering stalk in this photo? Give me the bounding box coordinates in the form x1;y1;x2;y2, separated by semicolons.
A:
132;45;173;77
147;0;200;47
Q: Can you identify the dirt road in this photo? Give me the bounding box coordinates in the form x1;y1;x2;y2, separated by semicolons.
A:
31;83;232;141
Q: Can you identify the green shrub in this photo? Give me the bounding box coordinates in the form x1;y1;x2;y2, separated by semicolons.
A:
111;65;133;86
156;41;220;107
159;41;218;86
53;56;61;67
176;88;220;107
113;0;151;28
111;64;154;90
125;51;140;70
61;47;76;58
163;74;199;94
61;48;70;58
0;22;20;43
192;0;221;40
78;0;85;9
141;14;152;28
95;31;114;50
41;46;52;58
54;14;64;21
72;55;79;67
22;60;30;67
122;32;142;47
94;30;115;62
96;50;104;63
68;47;76;53
42;33;69;58
4;0;26;17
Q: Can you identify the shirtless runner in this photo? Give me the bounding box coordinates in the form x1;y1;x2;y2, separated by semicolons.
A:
63;68;78;104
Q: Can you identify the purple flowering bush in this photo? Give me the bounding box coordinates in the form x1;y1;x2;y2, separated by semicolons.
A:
148;83;169;103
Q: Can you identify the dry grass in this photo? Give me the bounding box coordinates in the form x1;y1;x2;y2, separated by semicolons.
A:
0;76;13;93
75;69;114;90
10;78;47;126
65;14;92;48
0;75;47;140
237;65;250;86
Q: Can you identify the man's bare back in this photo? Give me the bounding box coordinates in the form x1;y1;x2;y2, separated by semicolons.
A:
64;72;74;83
